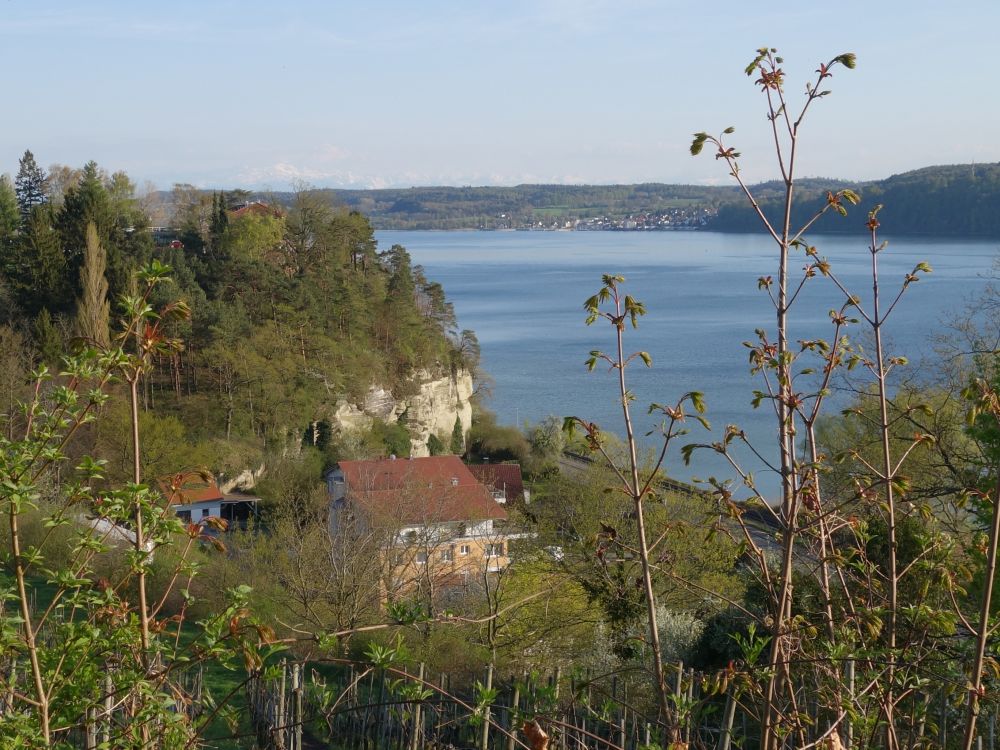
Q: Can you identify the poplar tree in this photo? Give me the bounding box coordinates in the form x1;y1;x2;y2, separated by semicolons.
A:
14;149;47;222
75;221;110;347
218;189;229;232
210;190;229;248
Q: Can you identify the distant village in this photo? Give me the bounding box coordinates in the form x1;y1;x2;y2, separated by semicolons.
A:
481;206;716;231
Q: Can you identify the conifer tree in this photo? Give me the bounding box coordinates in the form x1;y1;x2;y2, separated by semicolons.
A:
209;190;229;249
14;149;47;222
75;221;110;347
218;189;229;233
57;160;111;265
20;206;71;314
450;415;464;455
33;308;63;366
0;176;18;243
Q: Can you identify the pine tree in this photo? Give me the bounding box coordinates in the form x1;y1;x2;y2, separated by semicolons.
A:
76;222;110;347
15;150;47;222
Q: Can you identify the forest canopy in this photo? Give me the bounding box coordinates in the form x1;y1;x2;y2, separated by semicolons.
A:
0;152;477;478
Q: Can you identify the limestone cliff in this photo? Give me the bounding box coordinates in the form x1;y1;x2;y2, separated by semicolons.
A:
329;368;474;456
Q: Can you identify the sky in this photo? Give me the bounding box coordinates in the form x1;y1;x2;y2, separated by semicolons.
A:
2;0;998;190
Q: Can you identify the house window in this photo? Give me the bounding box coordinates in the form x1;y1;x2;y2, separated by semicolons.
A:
441;547;454;562
485;543;504;558
201;508;210;518
460;544;470;556
415;552;428;564
176;510;191;523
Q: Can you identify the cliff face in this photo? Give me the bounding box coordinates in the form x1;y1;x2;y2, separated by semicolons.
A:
329;369;474;456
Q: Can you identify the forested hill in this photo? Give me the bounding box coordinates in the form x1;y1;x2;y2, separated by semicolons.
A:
708;163;1000;237
258;163;1000;236
0;151;477;483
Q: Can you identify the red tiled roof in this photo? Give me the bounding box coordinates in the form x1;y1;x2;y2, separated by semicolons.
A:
467;463;525;503
158;472;223;505
337;456;506;525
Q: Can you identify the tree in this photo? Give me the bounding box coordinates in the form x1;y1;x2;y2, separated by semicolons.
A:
526;415;566;474
283;187;336;276
56;161;111;266
681;48;1000;750
219;497;385;648
14;149;47;221
170;182;212;254
0;324;35;434
75;221;110;347
372;418;412;458
33;307;63;366
470;547;604;672
93;403;215;486
224;212;284;262
534;461;740;647
565;274;712;740
20;205;71;313
381;244;428;376
45;163;83;206
209;191;229;249
0;260;272;747
467;408;530;463
450;414;465;455
0;175;18;241
427;433;446;455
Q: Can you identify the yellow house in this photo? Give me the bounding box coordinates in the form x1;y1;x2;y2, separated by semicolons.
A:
327;456;512;601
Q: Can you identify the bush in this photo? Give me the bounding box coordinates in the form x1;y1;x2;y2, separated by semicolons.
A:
466;408;529;464
427;432;446;455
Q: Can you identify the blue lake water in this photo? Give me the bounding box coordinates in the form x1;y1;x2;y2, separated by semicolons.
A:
376;230;999;497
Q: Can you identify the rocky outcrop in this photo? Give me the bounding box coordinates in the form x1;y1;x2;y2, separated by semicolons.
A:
329;369;474;456
218;464;266;494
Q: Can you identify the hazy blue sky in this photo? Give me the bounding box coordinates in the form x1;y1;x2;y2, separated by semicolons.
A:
2;1;997;189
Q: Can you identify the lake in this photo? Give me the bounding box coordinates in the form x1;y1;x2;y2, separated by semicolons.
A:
375;229;999;497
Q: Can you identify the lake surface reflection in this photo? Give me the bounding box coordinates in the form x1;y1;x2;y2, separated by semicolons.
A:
376;230;998;498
